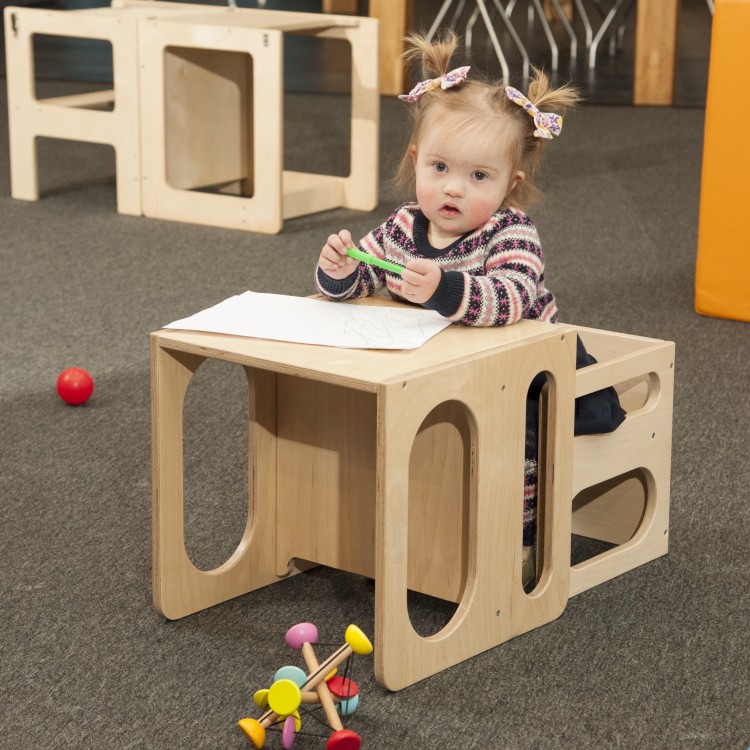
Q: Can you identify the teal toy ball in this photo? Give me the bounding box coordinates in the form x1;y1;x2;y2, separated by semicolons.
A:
56;367;94;405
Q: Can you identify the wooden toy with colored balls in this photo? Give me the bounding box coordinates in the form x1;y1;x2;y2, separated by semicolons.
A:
56;367;94;405
238;623;372;750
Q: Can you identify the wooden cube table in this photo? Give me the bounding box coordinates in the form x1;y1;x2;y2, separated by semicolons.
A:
151;298;674;689
152;300;578;690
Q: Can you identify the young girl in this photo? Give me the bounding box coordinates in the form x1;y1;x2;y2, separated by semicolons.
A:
315;32;623;588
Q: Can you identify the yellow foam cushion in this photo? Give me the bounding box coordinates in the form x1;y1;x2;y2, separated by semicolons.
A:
695;0;750;322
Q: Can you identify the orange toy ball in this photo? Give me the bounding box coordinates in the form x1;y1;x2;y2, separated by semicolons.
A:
56;367;94;405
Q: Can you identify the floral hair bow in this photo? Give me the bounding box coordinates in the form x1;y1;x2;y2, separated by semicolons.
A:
505;86;563;139
399;66;471;103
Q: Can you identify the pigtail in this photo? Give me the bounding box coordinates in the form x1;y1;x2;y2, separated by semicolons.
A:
402;30;458;79
526;67;581;115
505;68;580;209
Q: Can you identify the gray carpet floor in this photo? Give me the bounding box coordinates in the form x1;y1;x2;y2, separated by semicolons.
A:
2;78;749;750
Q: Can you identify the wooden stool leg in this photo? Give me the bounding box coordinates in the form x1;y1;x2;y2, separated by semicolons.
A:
111;33;143;216
338;17;380;212
7;127;40;203
5;7;40;202
374;333;576;690
151;338;282;619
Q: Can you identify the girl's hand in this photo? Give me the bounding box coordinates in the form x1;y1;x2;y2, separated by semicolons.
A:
401;258;441;304
318;230;359;280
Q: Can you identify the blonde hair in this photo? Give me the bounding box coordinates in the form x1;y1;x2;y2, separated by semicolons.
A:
395;32;581;209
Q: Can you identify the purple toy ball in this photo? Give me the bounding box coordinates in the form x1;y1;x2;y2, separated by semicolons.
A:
281;715;296;750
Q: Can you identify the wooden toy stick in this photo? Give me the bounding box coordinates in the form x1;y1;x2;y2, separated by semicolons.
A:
300;691;338;704
300;642;352;692
300;642;344;731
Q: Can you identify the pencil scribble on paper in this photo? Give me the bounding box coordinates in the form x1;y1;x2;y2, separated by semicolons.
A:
331;307;432;348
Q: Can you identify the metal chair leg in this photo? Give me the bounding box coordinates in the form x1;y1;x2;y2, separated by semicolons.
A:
531;0;559;69
427;0;459;42
477;0;514;81
465;4;482;52
612;0;636;56
573;0;593;48
488;0;530;78
588;0;631;68
464;3;509;79
546;0;578;60
450;0;470;27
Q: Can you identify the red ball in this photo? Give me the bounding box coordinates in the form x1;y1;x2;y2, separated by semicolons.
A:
56;367;94;405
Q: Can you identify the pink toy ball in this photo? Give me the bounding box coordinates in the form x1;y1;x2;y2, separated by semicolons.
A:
285;622;319;651
56;367;94;405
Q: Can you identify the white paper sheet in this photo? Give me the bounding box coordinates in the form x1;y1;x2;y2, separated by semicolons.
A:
164;292;451;350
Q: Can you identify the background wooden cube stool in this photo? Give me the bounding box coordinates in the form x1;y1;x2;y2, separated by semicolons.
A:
3;0;206;215
3;3;143;214
136;5;380;234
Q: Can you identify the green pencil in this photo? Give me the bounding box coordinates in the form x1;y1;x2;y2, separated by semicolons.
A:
346;247;404;275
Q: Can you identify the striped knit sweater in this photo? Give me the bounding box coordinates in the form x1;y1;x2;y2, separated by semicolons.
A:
316;203;558;327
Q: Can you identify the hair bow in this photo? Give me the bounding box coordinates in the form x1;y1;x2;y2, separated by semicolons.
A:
399;66;471;103
505;86;563;139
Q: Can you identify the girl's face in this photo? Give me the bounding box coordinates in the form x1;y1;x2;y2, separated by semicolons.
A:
411;118;523;248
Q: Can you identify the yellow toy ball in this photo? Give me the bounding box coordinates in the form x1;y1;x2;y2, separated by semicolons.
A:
267;678;302;716
238;718;266;749
345;624;373;656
